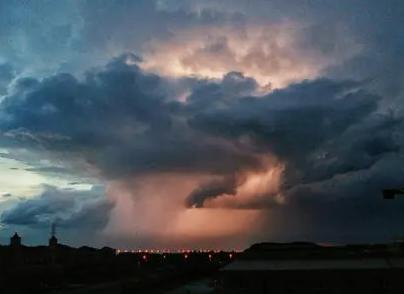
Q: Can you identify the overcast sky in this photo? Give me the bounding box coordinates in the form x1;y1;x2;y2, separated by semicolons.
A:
1;0;404;249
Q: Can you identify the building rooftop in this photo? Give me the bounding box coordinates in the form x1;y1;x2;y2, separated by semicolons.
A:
222;242;404;271
222;258;404;271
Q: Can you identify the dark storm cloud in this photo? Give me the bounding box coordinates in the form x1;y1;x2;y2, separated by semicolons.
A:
265;153;404;243
0;54;169;149
1;53;403;244
1;185;112;230
1;0;404;244
1;56;402;187
0;56;262;178
185;175;238;208
2;54;402;217
185;71;258;111
189;79;392;184
184;76;404;225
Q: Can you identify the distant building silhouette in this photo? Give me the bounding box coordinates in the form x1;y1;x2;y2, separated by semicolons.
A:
221;242;404;293
49;222;58;249
10;232;21;248
49;235;58;249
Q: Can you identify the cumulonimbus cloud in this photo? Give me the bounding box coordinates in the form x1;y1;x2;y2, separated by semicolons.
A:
0;52;403;247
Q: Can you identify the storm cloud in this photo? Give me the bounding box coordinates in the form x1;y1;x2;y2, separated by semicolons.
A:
185;175;238;208
1;0;404;247
1;54;402;244
1;185;113;230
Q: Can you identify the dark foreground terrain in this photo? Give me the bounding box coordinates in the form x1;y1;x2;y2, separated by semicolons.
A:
0;242;234;294
4;240;404;293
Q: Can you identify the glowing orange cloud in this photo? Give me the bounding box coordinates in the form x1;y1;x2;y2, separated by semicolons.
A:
140;21;360;91
204;162;285;209
101;154;285;249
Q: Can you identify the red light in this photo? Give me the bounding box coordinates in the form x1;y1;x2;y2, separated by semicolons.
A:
142;255;147;261
229;253;233;258
184;254;188;259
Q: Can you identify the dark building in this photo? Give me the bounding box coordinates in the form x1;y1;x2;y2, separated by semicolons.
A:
49;222;58;249
220;242;404;294
49;235;58;249
10;232;21;248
